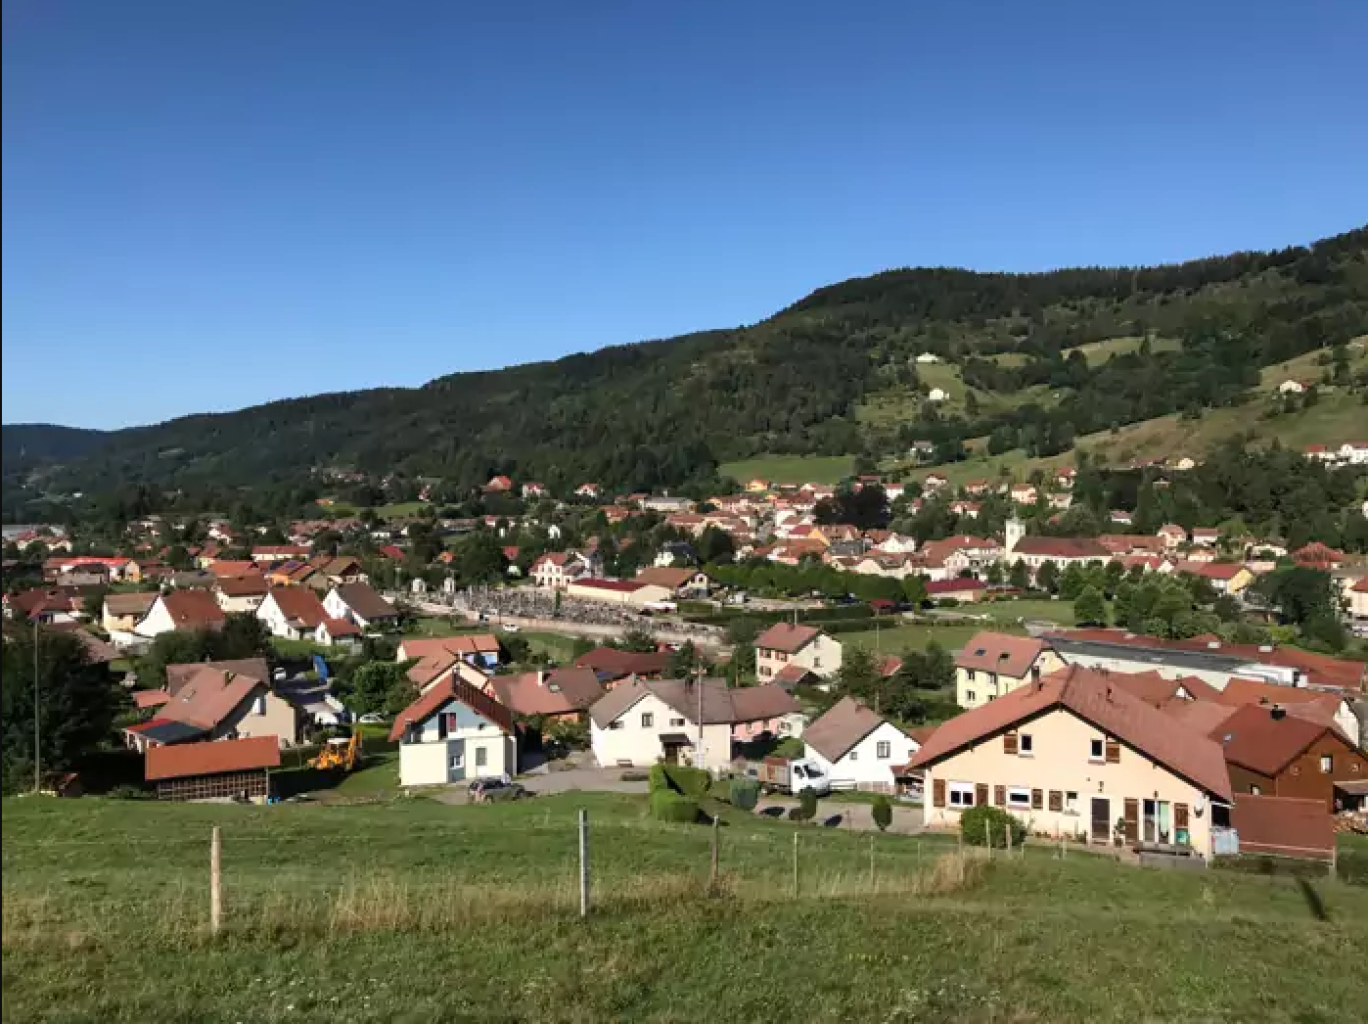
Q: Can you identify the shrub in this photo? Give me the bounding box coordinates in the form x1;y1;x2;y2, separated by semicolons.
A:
663;764;711;799
650;789;700;824
648;763;669;793
729;777;760;812
871;794;892;832
960;805;1026;848
107;783;151;801
772;737;805;759
791;788;818;823
620;771;650;783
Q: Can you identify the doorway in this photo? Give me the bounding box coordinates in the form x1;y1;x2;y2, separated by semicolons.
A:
1090;797;1110;843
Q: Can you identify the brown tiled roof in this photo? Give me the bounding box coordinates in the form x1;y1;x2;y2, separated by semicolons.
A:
389;674;514;741
399;635;501;661
729;684;802;724
216;575;269;597
1159;699;1239;736
1011;536;1109;559
252;545;310;558
264;587;327;628
1106;670;1223;708
1230;795;1333;857
206;561;260;579
145;737;281;781
575;647;671;679
754;622;820;654
157;590;227;630
634;567;701;590
955;631;1048;678
803;696;896;762
486;669;604;717
1216;677;1345;712
160;666;266;730
166;658;270;696
1210;704;1343;777
320;616;362;637
134;688;171;710
334;582;398;619
104;591;159;616
907;665;1233;801
587;677;794;728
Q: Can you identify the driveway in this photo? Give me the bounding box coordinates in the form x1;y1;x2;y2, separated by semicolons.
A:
755;796;925;834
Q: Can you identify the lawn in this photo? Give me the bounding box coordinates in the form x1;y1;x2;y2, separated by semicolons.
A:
269;636;328;659
839;622;1010;655
1063;334;1182;362
4;794;1366;1023
975;597;1078;627
718;454;856;486
522;630;582;664
404;615;488;638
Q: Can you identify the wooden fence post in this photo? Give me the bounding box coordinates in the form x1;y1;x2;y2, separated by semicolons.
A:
868;834;876;891
210;826;222;936
578;809;590;919
1006;820;1014;857
791;832;799;898
709;816;720;894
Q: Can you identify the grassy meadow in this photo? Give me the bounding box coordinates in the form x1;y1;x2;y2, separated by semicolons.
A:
718;454;856;486
4;793;1367;1023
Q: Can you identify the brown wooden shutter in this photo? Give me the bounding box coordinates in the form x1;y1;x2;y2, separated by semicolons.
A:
975;782;989;806
1123;798;1139;843
994;785;1006;806
1003;732;1019;755
1105;739;1121;764
1049;790;1063;812
1175;803;1189;828
932;778;946;807
1031;788;1043;810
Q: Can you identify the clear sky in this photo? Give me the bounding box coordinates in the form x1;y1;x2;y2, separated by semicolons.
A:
4;0;1365;429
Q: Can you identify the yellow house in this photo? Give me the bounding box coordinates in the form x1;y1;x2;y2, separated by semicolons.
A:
906;665;1233;858
955;631;1064;709
746;478;770;493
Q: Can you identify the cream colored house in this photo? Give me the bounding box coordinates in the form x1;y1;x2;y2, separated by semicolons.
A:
955;631;1065;708
754;622;843;682
389;676;517;787
906;665;1233;858
102;591;158;633
588;678;740;772
565;579;673;608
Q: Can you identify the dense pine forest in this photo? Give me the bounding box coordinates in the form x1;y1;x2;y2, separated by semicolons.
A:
4;226;1366;516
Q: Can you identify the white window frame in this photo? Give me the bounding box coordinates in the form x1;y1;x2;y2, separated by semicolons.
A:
1319;755;1332;774
1089;738;1104;762
1007;786;1032;809
1064;791;1079;815
450;752;465;770
1018;734;1034;757
948;781;975;808
669;717;685;727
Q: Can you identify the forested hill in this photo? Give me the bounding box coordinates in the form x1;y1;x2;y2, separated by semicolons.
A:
5;226;1367;512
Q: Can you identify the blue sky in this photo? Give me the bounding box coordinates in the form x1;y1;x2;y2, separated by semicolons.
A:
4;0;1365;429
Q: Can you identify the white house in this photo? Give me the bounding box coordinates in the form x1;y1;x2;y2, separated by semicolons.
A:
1276;379;1307;395
314;616;363;648
927;387;950;403
530;551;596;589
588;678;738;772
388;676;517;787
134;590;226;638
257;587;328;640
915;352;943;364
323;582;399;629
802;697;921;793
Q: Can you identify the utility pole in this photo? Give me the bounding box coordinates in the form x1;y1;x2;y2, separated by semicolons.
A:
33;617;41;794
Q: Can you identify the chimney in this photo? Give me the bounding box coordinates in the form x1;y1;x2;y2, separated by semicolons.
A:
1270;705;1286;721
536;671;546;688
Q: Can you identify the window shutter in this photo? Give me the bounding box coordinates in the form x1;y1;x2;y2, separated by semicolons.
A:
932;778;946;807
1049;790;1063;812
1175;803;1189;828
975;782;989;806
1105;739;1121;764
1031;788;1043;810
1003;732;1019;755
994;785;1006;806
1123;798;1139;843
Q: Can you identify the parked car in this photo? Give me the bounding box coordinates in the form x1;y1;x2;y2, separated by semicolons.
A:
744;756;831;796
468;778;530;802
358;712;388;725
501;623;521;633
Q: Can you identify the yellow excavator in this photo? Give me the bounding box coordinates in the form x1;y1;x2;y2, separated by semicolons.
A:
309;728;362;772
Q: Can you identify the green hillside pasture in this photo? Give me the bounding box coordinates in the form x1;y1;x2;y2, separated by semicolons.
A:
718;454;856;486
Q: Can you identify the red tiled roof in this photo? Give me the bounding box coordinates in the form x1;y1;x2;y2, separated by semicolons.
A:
573;647;671;679
206;561;260;579
1210;704;1343;776
216;575;269;597
251;546;310;558
1011;536;1109;559
400;635;500;660
160;665;266;730
1216;677;1344;713
486;669;604;717
955;631;1048;678
907;665;1233;800
1174;561;1246;581
158;589;227;630
145;737;281;781
389;674;515;741
264;587;328;629
755;622;821;654
133;689;171;710
320;616;362;637
1106;670;1223;708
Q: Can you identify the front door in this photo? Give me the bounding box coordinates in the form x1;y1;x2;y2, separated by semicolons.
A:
1090;797;1110;843
663;742;680;765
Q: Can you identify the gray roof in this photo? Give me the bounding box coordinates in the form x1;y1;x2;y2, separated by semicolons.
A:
134;721;207;745
803;696;897;762
1045;636;1253;675
588;678;798;729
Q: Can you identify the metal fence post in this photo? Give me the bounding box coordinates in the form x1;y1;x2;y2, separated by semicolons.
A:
791;831;799;898
210;826;222;936
709;816;720;893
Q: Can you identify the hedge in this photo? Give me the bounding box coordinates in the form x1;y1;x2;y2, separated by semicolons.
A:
651;790;701;824
662;764;711;799
648;763;669;793
960;805;1027;848
729;777;761;812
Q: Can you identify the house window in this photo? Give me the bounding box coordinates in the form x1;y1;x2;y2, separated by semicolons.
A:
450;752;464;770
967;669;977;681
1064;791;1079;814
608;720;624;731
1007;787;1032;808
965;690;977;704
641;712;654;728
252;695;266;716
1019;734;1034;757
1250;784;1261;796
876;741;891;759
1319;755;1332;774
948;782;976;808
669;717;685;727
475;747;487;768
849;750;858;761
1089;739;1104;762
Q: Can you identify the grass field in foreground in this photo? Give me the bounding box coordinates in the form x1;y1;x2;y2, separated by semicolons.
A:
718;454;856;485
4;794;1366;1023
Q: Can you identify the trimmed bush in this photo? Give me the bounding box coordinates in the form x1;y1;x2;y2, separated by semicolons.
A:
662;764;711;799
648;764;669;793
729;777;761;812
651;789;700;824
960;805;1026;848
871;794;893;832
793;788;818;823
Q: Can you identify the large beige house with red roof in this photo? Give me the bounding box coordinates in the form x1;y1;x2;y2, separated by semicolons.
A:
755;622;843;683
907;665;1234;857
